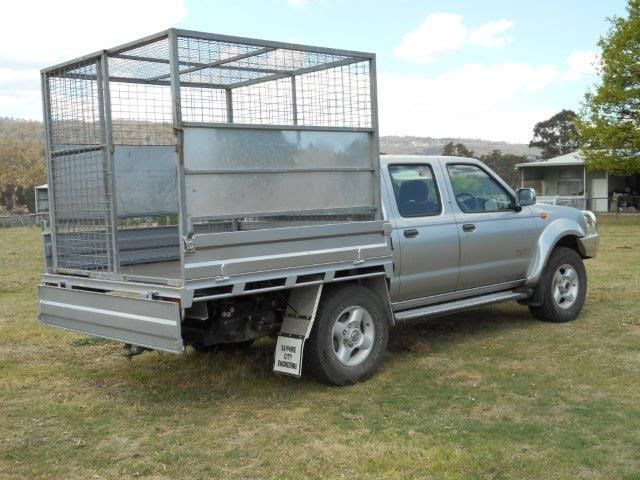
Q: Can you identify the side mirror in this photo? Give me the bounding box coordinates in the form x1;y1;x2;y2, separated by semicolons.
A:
516;187;536;207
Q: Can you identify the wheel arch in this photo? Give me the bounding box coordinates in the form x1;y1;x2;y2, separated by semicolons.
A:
320;277;394;327
525;217;586;287
356;276;394;327
554;234;582;254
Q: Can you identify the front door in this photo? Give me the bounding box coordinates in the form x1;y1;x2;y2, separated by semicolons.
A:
445;162;538;290
385;163;460;302
591;178;608;212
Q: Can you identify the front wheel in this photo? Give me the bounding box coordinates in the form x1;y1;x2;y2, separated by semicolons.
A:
304;285;389;386
529;247;587;323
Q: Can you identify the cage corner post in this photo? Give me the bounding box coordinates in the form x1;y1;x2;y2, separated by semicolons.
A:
368;53;382;221
40;71;58;272
168;29;189;282
98;51;120;274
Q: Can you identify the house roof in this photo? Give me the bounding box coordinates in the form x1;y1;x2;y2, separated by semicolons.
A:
516;151;584;169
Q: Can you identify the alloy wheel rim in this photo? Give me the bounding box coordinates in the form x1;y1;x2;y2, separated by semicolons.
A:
331;306;375;367
552;263;579;309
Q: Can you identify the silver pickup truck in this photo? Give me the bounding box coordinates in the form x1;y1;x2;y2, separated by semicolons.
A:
300;154;598;384
37;30;598;385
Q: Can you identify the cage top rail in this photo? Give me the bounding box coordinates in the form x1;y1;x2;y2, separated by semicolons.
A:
40;28;375;77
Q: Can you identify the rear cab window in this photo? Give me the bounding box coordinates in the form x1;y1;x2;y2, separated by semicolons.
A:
388;165;442;217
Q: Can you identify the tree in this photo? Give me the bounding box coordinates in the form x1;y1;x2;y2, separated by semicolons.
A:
441;141;474;158
529;110;580;159
578;0;640;175
479;150;528;188
0;118;46;212
440;142;526;187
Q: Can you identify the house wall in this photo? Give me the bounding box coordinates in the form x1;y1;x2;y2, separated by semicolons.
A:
520;167;543;194
519;163;639;212
528;165;583;196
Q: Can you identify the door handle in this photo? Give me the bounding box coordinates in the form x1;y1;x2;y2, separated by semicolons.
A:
462;224;476;232
404;228;419;238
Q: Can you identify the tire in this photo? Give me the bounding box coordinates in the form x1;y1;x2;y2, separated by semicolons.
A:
529;247;587;323
192;340;254;354
304;285;389;386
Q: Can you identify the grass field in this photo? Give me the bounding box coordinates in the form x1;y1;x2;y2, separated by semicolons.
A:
1;216;639;479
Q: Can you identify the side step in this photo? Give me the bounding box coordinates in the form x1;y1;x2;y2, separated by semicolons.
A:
394;290;528;323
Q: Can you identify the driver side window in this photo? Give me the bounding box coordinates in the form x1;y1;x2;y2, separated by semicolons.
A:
447;164;514;213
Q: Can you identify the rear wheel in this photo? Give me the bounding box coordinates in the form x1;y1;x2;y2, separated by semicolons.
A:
304;285;389;386
529;247;587;323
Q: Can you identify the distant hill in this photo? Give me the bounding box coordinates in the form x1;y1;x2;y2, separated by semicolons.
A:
0;116;541;211
380;135;541;160
0;117;541;160
0;117;43;143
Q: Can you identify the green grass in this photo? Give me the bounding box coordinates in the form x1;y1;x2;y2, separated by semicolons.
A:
1;216;640;479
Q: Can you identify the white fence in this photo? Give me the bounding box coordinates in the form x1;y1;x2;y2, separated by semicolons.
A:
537;195;639;213
0;214;45;228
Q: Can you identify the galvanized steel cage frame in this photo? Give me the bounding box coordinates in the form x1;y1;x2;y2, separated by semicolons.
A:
41;29;380;279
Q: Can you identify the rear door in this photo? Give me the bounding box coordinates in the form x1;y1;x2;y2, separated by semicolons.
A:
445;162;538;290
384;162;459;303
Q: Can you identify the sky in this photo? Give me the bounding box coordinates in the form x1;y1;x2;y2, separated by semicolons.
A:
0;0;628;143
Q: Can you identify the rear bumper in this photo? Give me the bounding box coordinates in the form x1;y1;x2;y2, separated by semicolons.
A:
577;233;599;258
38;285;184;353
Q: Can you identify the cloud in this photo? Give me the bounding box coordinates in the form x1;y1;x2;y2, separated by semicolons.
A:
394;13;468;64
0;0;187;119
394;13;515;64
378;63;559;142
562;50;599;81
0;68;40;91
468;19;515;47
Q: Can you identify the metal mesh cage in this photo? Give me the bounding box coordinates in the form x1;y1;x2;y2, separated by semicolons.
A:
44;58;115;272
108;37;174;145
42;29;377;276
174;34;372;128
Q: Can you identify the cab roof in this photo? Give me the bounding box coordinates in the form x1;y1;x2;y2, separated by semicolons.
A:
379;155;480;166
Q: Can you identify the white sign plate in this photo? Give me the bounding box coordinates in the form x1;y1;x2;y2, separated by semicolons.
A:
273;336;304;377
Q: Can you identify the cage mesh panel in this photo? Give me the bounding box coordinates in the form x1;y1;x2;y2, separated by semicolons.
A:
296;62;371;128
46;58;113;271
181;86;227;123
109;81;173;145
108;38;173;145
49;65;102;149
177;36;264;67
175;35;372;128
109;37;171;79
228;48;348;71
233;77;294;125
180;66;267;86
108;58;170;81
